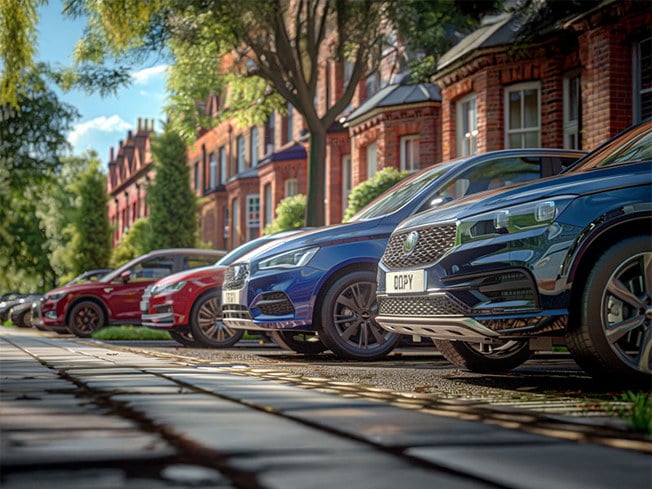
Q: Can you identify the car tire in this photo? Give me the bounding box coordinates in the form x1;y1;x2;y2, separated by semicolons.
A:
12;309;31;328
565;236;652;382
189;291;244;348
169;328;197;347
433;339;531;373
268;331;326;355
317;269;400;361
68;301;106;338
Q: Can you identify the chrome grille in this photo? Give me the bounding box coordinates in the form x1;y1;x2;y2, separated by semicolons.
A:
378;295;466;317
382;224;456;269
223;264;249;290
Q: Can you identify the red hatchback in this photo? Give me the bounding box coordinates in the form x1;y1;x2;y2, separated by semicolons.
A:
141;231;300;347
37;248;224;337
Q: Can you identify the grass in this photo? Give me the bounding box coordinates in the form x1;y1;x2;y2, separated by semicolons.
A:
606;391;652;435
91;325;172;341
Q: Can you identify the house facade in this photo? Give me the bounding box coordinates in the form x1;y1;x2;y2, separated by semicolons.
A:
106;119;156;248
107;1;650;251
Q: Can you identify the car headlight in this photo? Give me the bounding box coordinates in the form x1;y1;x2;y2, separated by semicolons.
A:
457;196;575;244
154;281;187;295
46;292;67;301
258;246;319;270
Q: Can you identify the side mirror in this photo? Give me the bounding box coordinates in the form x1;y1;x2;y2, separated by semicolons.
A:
429;196;453;208
120;271;131;283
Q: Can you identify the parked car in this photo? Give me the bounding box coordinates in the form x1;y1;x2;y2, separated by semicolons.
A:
375;120;652;381
36;249;225;338
0;293;29;323
141;231;303;348
30;269;113;331
222;148;586;361
7;294;42;328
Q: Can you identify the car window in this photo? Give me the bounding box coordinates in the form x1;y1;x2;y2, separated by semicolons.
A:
129;257;175;281
184;255;220;269
351;160;462;221
594;130;652;168
424;156;542;211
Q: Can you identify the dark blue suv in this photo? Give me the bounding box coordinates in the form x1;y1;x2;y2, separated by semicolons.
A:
375;120;652;381
222;149;585;360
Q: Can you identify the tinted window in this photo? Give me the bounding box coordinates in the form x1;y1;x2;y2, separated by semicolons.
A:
130;257;175;280
428;157;542;206
184;255;220;269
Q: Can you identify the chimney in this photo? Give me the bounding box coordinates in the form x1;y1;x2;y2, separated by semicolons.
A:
110;147;114;161
127;130;133;139
138;117;142;131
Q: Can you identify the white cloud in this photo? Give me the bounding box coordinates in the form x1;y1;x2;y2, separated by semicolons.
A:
68;115;131;148
131;64;168;84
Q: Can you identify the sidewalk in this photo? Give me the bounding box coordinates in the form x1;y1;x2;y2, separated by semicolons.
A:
1;327;650;488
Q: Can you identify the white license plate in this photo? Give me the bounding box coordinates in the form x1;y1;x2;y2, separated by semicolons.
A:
386;270;426;293
222;289;241;305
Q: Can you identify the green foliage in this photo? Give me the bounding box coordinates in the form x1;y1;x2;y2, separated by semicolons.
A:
91;325;171;341
263;194;306;235
613;391;652;435
343;167;408;222
0;0;39;107
146;125;199;249
68;159;112;275
109;218;152;268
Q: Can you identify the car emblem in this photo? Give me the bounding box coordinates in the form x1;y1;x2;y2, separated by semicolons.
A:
403;231;419;255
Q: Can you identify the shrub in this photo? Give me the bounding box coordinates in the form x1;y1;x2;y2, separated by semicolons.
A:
343;167;408;222
263;194;306;234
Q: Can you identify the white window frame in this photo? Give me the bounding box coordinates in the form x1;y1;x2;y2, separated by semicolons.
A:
400;135;420;172
236;135;246;173
250;127;259;166
341;154;352;215
456;94;478;156
209;152;217;188
264;183;273;226
219;146;227;185
504;82;541;148
246;194;260;241
285;178;298;197
366;142;378;179
231;197;239;249
563;72;581;149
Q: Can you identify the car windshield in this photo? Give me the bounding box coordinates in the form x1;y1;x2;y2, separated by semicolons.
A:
350;158;464;221
215;231;300;267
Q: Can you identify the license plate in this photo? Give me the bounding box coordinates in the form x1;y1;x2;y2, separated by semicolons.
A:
386;270;426;293
222;289;241;305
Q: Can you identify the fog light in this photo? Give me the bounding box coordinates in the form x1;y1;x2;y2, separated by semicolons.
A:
44;311;57;319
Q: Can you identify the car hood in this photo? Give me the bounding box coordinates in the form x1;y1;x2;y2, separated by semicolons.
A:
150;265;224;287
397;161;652;231
45;281;107;298
237;219;383;263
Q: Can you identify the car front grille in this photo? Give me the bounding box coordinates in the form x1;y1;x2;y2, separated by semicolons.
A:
382;224;456;269
256;292;294;315
223;264;249;290
222;304;252;320
378;294;467;317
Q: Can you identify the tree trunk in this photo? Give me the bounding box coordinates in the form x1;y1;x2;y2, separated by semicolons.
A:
305;128;327;227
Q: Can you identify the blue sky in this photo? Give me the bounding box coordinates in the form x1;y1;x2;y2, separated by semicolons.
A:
36;1;168;164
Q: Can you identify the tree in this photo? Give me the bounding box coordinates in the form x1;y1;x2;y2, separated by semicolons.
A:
109;217;150;268
146;124;198;249
0;66;79;292
68;158;112;276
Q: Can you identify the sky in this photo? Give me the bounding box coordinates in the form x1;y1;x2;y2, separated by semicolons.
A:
36;1;168;165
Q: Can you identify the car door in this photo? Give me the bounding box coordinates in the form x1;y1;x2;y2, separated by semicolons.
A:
106;255;177;321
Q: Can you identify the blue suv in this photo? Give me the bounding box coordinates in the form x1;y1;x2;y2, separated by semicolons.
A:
222;149;584;360
375;121;651;381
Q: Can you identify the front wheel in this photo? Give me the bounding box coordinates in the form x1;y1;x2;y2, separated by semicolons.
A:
565;236;652;382
169;328;197;347
317;269;400;361
269;331;326;355
68;301;106;338
434;338;531;373
189;292;244;348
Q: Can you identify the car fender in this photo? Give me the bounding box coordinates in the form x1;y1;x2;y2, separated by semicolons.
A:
64;294;110;325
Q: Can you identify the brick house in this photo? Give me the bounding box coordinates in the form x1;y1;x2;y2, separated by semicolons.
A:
432;1;651;160
106;119;156;248
108;1;650;251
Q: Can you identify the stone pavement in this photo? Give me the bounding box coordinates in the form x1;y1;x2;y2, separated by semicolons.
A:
1;327;650;488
